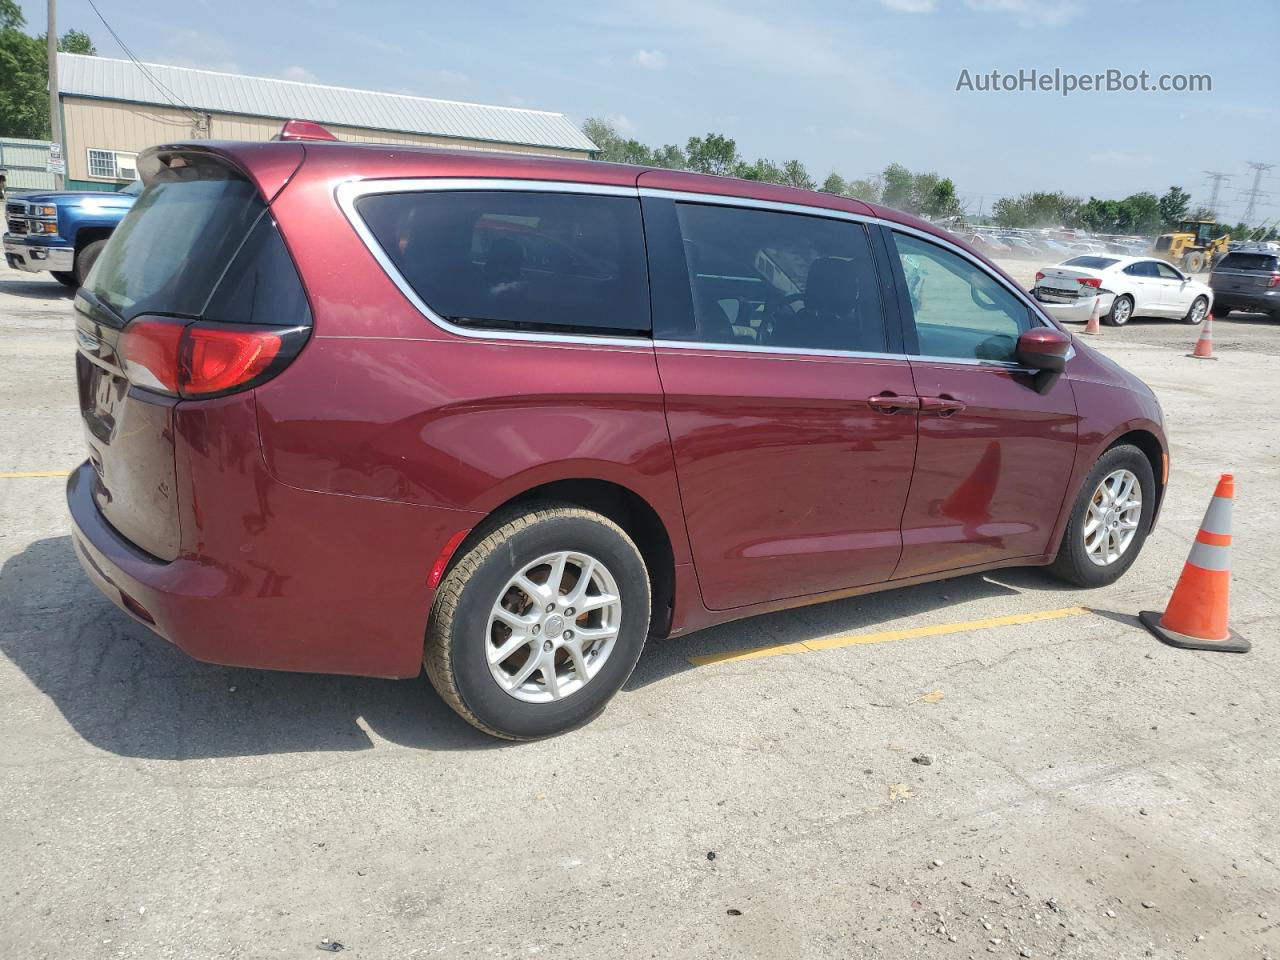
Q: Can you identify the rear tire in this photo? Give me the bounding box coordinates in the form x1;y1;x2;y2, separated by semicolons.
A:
1183;252;1205;273
424;503;651;740
73;239;107;288
1214;303;1232;318
1049;444;1155;588
51;270;78;289
1105;294;1133;326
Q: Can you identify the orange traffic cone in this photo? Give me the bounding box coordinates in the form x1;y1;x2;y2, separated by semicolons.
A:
1082;295;1102;335
1188;313;1216;359
1139;474;1249;653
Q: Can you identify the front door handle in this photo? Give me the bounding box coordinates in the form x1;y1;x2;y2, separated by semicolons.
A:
867;393;921;414
919;395;967;418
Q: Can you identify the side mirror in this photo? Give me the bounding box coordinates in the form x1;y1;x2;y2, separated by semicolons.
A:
1016;327;1071;372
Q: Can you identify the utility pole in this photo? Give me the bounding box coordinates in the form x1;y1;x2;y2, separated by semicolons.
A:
1241;161;1275;225
46;0;64;189
1202;171;1231;219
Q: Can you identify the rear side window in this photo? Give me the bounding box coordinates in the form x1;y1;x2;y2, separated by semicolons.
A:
356;191;650;336
669;202;886;352
1063;256;1118;270
1218;252;1279;272
85;156;264;323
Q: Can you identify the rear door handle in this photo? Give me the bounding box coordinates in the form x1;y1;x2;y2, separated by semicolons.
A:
919;396;967;417
867;394;921;414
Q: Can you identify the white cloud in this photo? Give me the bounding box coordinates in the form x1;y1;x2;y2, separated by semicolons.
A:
630;49;667;70
276;65;318;83
877;0;937;11
963;0;1085;27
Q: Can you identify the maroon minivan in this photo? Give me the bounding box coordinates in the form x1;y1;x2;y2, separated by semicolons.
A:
68;124;1167;739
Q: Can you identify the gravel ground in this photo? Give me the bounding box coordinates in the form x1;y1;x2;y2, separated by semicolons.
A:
1;259;1277;960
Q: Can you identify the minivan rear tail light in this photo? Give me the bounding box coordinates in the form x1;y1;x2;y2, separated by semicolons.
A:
120;317;308;399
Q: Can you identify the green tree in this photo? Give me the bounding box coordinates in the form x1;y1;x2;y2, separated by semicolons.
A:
649;143;686;169
921;177;961;218
880;163;915;211
820;172;846;195
734;157;784;183
780;158;815;190
684;132;739;176
1158;186;1190;228
992;191;1081;229
0;5;97;138
844;176;882;204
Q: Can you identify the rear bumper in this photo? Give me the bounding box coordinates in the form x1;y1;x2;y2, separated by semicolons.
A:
68;458;480;678
1035;292;1115;323
1209;287;1280;314
3;235;73;273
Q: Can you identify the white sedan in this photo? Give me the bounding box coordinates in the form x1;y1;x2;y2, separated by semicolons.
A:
1031;255;1213;326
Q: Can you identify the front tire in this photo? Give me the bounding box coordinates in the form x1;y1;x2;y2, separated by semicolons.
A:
51;270;78;289
73;239;107;288
425;503;651;740
1183;252;1205;273
1049;444;1155;588
1105;294;1133;326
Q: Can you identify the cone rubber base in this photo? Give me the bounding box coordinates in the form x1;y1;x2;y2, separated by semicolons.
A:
1187;353;1217;360
1139;610;1250;653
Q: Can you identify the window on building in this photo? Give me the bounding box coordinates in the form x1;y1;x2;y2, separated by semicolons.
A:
87;149;139;181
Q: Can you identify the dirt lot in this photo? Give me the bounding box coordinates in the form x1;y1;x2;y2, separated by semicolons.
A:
1;258;1277;960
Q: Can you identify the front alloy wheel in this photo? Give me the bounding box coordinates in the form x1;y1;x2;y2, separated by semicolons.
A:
1084;469;1142;566
1049;444;1155;587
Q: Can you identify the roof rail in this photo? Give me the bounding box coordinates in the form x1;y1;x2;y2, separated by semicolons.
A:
273;119;339;142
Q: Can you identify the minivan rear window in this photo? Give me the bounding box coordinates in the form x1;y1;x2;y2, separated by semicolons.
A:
356;191;650;336
85;156;266;323
1218;252;1279;272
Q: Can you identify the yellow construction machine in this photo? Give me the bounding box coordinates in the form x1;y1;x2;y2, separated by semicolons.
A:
1150;219;1230;272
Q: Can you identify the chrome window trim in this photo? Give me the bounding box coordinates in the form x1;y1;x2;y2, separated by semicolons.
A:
653;339;903;362
335;177;651;348
336;176;1064;367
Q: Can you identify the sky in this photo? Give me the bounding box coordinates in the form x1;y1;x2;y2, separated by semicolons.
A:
19;0;1280;223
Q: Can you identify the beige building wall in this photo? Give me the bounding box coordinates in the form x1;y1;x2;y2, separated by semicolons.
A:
61;96;585;183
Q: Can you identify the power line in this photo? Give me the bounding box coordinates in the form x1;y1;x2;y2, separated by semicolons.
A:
82;0;207;132
1202;171;1231;219
1240;161;1275;224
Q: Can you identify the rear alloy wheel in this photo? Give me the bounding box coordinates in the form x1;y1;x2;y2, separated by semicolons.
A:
1185;296;1208;325
425;503;650;740
1105;294;1133;326
1049;444;1155;587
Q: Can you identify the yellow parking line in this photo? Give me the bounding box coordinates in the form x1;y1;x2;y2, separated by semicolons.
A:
0;470;71;479
687;606;1092;666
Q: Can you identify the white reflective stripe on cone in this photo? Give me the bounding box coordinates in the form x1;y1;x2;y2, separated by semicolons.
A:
1200;496;1233;536
1187;539;1231;572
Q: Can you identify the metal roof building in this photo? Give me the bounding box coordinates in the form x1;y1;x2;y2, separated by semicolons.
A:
55;53;597;190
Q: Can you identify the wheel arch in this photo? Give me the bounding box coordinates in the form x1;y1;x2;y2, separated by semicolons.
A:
1105;427;1166;515
439;477;680;638
74;226;114;253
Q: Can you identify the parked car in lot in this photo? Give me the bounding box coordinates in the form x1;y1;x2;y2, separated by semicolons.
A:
1033;255;1212;326
1210;249;1280;319
3;180;140;288
68;127;1167;739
